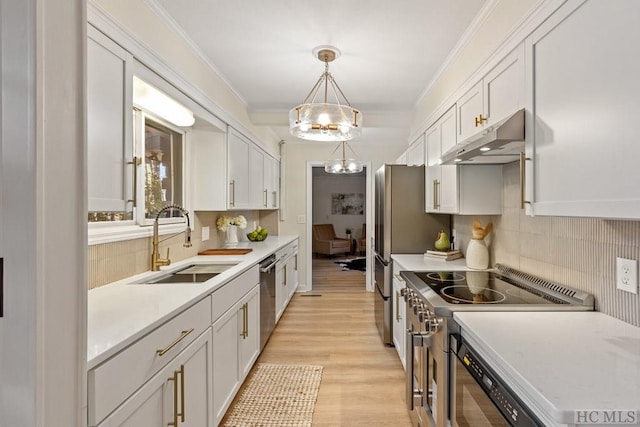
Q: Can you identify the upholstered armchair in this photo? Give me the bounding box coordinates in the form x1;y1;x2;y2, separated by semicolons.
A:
312;224;350;257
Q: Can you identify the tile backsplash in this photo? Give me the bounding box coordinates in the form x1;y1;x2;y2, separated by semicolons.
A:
454;162;640;326
88;210;279;289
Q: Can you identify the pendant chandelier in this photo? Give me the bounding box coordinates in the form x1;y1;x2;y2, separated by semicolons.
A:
289;46;363;142
325;141;364;174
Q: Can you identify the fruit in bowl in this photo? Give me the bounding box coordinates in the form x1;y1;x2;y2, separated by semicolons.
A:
247;226;268;242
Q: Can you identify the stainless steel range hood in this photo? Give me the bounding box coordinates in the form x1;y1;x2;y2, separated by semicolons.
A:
441;109;524;165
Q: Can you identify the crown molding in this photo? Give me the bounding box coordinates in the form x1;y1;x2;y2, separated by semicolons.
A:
143;0;249;107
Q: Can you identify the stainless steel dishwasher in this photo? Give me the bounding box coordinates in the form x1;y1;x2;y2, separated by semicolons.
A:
259;254;278;350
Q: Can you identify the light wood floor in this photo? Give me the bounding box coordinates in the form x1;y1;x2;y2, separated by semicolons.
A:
225;255;412;426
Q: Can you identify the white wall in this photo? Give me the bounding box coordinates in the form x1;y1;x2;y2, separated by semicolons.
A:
312;173;366;240
279;140;396;289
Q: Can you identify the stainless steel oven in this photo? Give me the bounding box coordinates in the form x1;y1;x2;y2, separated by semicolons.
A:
449;333;543;427
400;264;594;427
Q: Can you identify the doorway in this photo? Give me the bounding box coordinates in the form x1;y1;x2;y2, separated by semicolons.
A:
305;161;373;292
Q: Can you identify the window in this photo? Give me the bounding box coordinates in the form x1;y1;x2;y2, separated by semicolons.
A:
140;115;184;222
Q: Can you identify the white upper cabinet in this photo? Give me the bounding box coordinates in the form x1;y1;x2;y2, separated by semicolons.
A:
87;26;133;213
426;106;459;214
456;80;484;143
406;135;425;166
456;43;525;146
426;106;502;215
264;156;280;209
524;0;640;218
227;127;279;210
248;145;265;208
191;126;227;211
227;128;251;210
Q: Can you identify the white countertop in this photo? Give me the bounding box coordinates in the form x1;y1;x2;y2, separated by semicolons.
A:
454;311;640;426
391;254;470;271
87;235;298;370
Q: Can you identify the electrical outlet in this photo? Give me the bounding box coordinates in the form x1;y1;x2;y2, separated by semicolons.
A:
202;226;210;242
616;257;638;294
297;215;305;224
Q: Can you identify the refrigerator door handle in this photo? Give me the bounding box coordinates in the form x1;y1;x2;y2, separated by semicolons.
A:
375;252;389;266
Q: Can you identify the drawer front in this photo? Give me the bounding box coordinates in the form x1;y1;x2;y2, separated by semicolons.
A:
88;296;211;426
212;265;259;321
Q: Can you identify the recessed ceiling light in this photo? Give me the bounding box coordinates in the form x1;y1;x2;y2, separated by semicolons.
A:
480;147;491;152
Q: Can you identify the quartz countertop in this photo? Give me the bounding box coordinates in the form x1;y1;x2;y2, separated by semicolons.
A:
87;235;298;370
454;311;640;426
391;254;470;271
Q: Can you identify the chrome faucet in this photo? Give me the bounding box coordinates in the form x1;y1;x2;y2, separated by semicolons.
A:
151;204;192;271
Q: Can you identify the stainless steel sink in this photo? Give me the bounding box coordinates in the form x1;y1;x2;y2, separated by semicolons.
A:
131;263;238;284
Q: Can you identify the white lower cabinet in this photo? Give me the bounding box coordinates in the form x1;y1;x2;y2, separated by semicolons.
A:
276;240;299;323
96;328;213;427
392;263;406;370
212;283;260;426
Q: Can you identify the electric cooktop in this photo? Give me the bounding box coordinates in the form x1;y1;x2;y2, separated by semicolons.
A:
401;264;595;314
413;270;559;305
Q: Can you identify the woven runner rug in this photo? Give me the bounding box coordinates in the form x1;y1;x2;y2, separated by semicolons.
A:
223;363;324;427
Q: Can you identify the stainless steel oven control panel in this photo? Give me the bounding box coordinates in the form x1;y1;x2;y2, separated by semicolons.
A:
450;334;544;427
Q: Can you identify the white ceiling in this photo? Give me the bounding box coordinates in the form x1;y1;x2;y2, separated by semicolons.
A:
151;0;487;147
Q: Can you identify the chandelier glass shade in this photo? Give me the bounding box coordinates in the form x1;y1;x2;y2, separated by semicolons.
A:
324;141;364;174
289;46;362;142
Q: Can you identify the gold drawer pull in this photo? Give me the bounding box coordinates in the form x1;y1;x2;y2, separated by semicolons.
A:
157;328;194;357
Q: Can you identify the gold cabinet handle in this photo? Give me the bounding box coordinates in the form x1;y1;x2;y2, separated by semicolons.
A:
167;364;185;426
179;364;185;423
474;114;487;127
168;368;179;426
229;180;235;207
519;152;531;209
395;290;401;321
156;328;194;357
240;303;248;339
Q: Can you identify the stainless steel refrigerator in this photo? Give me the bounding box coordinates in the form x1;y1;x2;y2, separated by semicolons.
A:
374;165;451;345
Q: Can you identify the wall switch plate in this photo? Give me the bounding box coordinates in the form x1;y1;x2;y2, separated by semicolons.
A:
616;257;637;294
297;215;305;224
202;226;210;242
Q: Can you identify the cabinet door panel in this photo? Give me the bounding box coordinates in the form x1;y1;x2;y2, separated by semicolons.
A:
212;308;240;424
527;0;640;218
425;125;440;213
87;27;133;213
239;287;260;379
263;156;274;209
249;146;265;208
456;81;483;143
228;130;250;209
484;43;525;126
181;329;213;427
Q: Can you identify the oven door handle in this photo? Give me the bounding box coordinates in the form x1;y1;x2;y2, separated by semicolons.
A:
406;330;434;411
406;329;415;411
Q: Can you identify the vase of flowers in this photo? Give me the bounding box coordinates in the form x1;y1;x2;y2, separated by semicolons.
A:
216;215;247;246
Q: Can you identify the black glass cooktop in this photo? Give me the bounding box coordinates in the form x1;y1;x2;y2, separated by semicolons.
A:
414;271;563;305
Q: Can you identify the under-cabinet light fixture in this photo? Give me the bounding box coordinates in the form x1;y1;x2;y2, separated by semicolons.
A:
133;76;195;127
